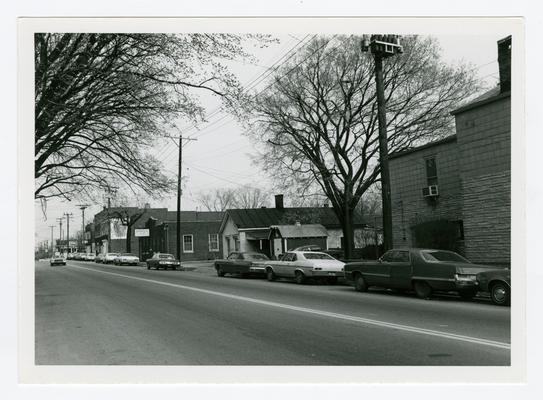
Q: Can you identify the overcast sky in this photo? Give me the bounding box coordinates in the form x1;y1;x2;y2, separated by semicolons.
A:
34;33;507;246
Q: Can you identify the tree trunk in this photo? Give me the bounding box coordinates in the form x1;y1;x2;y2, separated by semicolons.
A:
341;207;355;261
126;224;132;253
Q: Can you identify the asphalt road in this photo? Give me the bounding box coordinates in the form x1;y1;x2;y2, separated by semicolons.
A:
35;260;511;365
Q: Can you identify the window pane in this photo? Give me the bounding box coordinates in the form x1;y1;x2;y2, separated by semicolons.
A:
209;233;219;251
425;157;438;186
183;235;193;252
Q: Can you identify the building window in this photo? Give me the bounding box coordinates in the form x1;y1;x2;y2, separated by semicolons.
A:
234;235;240;251
183;235;193;253
425;157;438;186
209;234;219;252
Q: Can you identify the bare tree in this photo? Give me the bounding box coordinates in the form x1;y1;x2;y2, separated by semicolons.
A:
196;188;236;212
245;35;481;258
232;186;270;209
35;33;273;202
196;186;270;211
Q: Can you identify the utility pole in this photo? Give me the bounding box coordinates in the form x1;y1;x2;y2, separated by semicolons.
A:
104;186;118;254
48;225;55;257
56;217;64;253
77;204;90;252
64;213;74;254
166;134;197;262
361;34;403;252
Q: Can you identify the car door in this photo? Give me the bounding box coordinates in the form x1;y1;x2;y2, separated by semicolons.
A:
388;250;413;289
221;252;237;272
276;252;293;277
235;253;252;273
364;251;392;286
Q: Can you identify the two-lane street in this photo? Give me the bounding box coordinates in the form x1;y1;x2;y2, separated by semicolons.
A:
35;260;510;365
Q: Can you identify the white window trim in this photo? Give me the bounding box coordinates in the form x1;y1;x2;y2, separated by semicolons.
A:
182;234;194;253
209;233;219;252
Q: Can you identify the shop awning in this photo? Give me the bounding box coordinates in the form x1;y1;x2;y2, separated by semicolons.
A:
271;224;328;239
242;229;271;240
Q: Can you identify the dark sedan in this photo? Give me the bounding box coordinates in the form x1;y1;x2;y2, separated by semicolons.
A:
345;248;501;300
477;269;511;306
214;252;270;278
146;253;181;270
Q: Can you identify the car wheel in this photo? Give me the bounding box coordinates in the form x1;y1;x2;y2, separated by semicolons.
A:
354;274;368;292
217;268;225;277
413;281;432;299
490;282;510;306
458;289;478;300
295;271;305;284
266;269;276;282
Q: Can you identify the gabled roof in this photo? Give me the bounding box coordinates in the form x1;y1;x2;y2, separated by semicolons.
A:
223;207;367;231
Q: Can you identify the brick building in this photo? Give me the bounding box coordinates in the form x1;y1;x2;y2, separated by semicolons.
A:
388;36;511;267
140;211;223;261
92;206;169;257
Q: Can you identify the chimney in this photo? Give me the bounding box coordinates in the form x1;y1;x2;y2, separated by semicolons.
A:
275;194;284;210
497;36;511;93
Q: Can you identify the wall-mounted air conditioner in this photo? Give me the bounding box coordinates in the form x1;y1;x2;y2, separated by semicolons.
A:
422;185;439;197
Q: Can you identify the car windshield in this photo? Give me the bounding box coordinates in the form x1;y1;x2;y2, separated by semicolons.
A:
121;253;136;257
107;253;119;256
245;253;269;260
303;252;335;260
421;250;470;263
159;254;175;259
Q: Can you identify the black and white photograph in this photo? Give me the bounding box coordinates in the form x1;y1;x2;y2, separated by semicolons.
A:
14;14;530;388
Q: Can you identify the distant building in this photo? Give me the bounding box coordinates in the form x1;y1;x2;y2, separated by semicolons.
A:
388;36;511;267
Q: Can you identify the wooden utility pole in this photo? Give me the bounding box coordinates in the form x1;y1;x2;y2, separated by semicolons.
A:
166;134;197;262
56;217;64;253
48;225;55;257
64;213;74;254
77;204;90;252
361;34;403;252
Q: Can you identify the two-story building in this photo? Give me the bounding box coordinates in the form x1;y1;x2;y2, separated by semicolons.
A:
388;36;511;267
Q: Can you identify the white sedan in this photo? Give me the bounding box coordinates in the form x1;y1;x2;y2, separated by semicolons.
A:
264;251;345;284
114;253;140;266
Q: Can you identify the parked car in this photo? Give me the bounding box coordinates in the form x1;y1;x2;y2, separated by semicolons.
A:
66;253;74;260
214;252;270;277
264;251;345;284
95;253;105;263
146;253;181;270
103;253;120;264
85;253;96;262
50;256;66;266
344;248;501;299
477;269;511;306
114;253;140;266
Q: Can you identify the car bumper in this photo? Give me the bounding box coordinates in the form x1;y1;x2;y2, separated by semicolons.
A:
454;281;479;290
310;270;344;278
